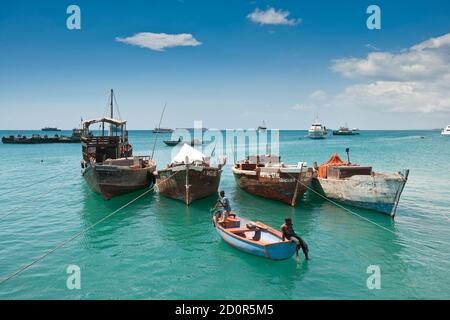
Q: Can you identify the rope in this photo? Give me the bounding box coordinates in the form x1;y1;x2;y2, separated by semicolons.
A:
0;170;178;285
286;172;398;235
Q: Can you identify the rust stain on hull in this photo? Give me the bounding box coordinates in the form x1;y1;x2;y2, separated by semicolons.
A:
232;168;313;206
83;162;156;200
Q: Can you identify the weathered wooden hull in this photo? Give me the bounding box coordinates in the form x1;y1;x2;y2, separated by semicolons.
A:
312;170;409;217
156;166;222;205
232;167;313;206
82;162;156;200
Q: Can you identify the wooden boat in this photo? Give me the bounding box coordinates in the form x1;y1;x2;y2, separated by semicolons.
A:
312;152;409;217
212;214;296;260
155;143;225;205
81;90;156;200
163;138;182;146
232;155;313;206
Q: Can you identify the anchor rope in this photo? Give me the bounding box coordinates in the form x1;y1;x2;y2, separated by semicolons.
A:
0;170;179;285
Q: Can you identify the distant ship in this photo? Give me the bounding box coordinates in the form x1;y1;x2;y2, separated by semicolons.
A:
332;124;360;136
153;127;174;133
442;125;450;136
42;127;61;132
308;121;327;139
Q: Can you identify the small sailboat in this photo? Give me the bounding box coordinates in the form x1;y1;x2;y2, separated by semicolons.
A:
441;125;450;136
163;138;203;147
312;150;409;217
232;155;313;206
155;143;226;205
81;89;157;200
212;214;296;260
163;137;182;146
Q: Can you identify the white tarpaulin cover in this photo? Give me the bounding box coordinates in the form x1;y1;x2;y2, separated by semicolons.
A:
171;143;206;164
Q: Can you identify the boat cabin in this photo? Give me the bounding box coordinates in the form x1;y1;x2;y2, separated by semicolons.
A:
326;166;372;179
81;117;132;164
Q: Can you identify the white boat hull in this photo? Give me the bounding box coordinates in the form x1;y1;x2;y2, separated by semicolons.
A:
313;170;409;217
308;130;326;139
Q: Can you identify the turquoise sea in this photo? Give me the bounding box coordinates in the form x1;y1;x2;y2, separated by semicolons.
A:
0;130;449;299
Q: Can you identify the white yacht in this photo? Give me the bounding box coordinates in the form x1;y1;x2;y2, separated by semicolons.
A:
308;122;327;139
442;125;450;136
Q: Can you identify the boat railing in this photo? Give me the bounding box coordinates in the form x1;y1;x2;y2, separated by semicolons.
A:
81;136;121;145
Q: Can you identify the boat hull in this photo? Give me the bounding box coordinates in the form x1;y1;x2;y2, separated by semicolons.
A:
232;167;313;206
308;131;326;139
312;170;409;216
82;162;156;200
156;166;222;205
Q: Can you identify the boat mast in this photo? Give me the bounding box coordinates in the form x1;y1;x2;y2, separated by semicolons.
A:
109;89;114;136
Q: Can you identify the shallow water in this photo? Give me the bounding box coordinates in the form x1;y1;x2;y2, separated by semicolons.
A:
0;130;449;299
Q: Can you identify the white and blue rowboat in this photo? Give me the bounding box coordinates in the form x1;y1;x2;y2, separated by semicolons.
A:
213;215;296;260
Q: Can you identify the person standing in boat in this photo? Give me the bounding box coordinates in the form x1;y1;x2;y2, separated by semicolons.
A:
215;191;236;221
281;218;309;260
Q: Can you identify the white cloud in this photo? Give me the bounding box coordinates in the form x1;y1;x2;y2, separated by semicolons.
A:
327;33;450;114
310;90;328;101
116;32;201;51
247;7;301;26
291;103;311;111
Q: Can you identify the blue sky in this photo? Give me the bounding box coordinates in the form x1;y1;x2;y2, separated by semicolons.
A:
1;0;450;129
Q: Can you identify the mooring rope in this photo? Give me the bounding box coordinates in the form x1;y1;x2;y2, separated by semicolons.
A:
0;170;178;285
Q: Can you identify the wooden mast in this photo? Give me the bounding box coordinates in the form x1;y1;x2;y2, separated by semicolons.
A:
185;156;190;205
109;89;114;137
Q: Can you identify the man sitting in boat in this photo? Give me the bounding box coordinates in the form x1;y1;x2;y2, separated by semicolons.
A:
214;191;236;221
281;218;309;260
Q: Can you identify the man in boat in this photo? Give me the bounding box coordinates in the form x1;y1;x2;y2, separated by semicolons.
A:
281;218;309;260
215;191;236;221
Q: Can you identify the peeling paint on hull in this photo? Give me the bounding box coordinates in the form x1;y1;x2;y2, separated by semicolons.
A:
232;167;313;206
82;163;156;200
312;170;409;216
